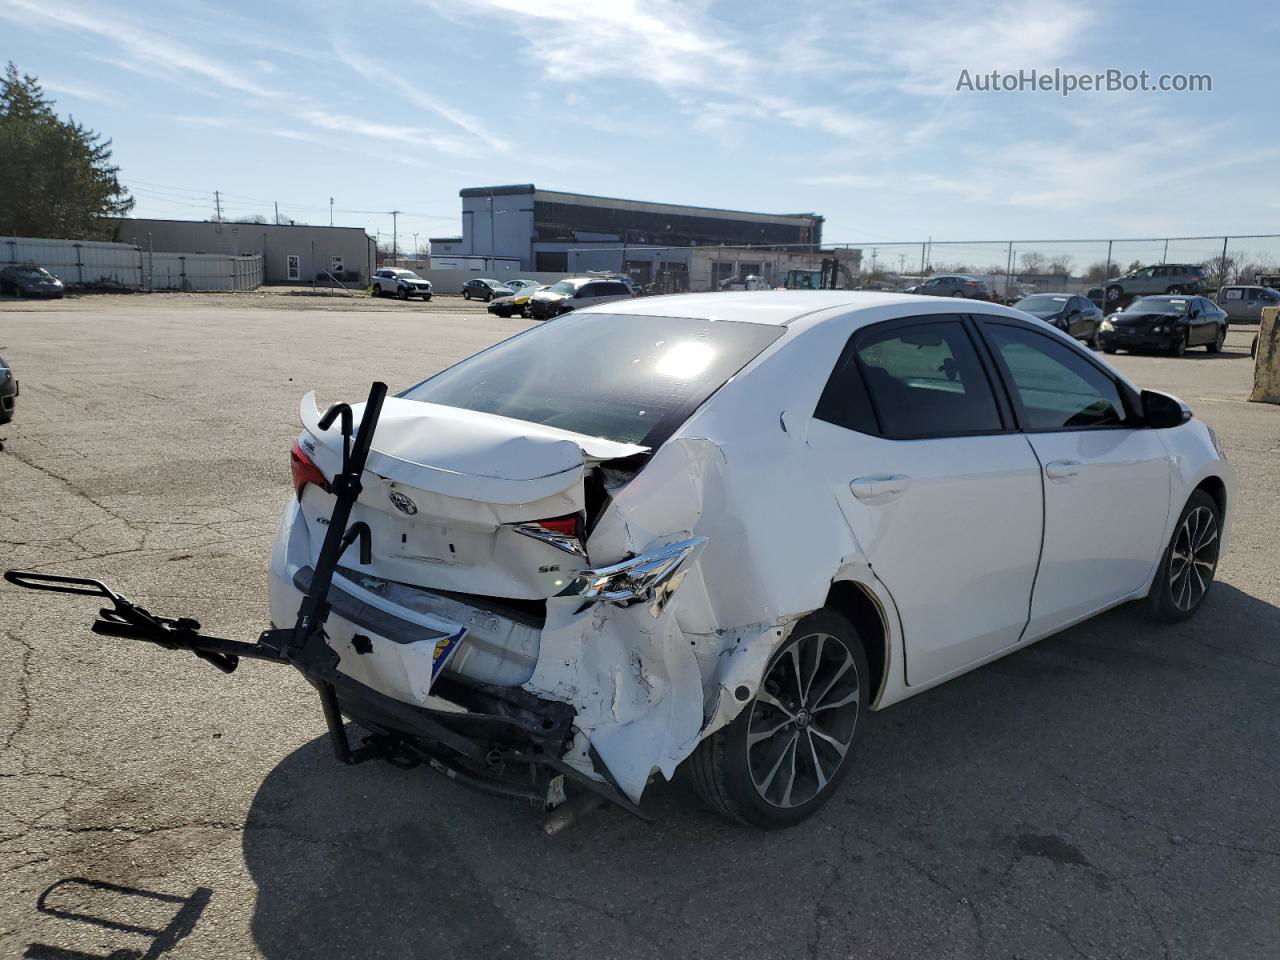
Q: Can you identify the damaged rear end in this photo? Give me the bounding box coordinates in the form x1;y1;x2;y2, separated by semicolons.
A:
271;310;784;808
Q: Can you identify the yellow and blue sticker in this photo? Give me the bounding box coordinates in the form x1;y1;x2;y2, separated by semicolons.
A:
431;628;467;680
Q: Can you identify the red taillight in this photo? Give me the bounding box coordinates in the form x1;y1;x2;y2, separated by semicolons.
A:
290;440;329;498
532;514;582;538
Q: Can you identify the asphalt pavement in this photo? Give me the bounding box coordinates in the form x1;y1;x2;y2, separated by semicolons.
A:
1;292;1277;959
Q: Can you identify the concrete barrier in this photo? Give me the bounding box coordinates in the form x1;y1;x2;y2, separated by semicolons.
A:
1249;305;1280;405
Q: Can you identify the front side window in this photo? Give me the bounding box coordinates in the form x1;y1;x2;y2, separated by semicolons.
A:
851;318;1002;439
985;324;1126;430
402;313;784;447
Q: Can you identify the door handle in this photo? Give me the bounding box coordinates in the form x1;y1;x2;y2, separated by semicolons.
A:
850;474;911;500
1044;459;1082;480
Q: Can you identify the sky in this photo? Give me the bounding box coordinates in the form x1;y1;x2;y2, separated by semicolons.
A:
3;0;1278;264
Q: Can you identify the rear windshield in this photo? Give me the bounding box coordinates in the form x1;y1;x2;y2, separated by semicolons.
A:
401;313;784;447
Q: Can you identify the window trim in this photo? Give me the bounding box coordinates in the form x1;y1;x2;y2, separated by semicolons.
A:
815;314;1015;441
971;315;1143;433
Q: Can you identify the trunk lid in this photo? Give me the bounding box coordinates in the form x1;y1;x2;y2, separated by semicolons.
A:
297;392;646;599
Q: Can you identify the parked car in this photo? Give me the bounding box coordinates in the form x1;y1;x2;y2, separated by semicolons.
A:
1098;295;1228;356
1216;285;1280;323
275;291;1231;826
461;278;515;302
503;279;541;294
0;353;16;424
1105;264;1206;303
1013;293;1104;347
0;263;64;298
905;275;990;299
527;277;633;319
487;284;546;319
1086;287;1105;310
371;269;432;300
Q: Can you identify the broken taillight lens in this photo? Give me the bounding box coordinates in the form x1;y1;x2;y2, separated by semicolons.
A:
290;440;329;499
532;514;582;539
511;514;586;558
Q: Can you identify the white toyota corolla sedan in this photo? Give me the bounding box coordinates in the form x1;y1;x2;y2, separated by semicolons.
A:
272;291;1232;827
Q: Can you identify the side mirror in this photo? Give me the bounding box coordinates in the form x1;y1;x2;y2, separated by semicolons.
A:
1141;389;1191;429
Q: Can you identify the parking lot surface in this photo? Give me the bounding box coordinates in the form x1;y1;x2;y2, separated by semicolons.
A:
1;293;1278;960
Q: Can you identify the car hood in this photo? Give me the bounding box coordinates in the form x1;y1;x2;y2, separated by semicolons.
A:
530;290;567;301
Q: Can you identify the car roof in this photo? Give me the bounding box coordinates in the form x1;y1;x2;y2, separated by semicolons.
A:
589;290;1029;328
1129;295;1200;302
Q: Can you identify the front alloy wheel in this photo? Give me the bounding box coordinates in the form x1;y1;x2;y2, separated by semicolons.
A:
688;610;868;827
1147;490;1220;622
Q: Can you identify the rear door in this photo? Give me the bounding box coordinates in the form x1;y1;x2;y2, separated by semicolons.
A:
807;314;1044;686
976;318;1170;635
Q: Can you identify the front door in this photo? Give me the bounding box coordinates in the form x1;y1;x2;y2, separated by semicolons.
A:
978;320;1171;636
287;254;301;281
808;315;1044;687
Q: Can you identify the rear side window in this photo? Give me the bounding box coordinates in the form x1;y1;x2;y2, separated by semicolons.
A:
985;324;1126;430
824;318;1002;439
402;313;784;447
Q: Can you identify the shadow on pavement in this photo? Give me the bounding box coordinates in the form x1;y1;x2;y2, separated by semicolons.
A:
242;583;1280;959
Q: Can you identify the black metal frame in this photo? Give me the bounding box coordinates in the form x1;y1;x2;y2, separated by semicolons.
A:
4;381;648;824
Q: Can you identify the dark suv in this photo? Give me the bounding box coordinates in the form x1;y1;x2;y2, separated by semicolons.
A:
1105;264;1205;303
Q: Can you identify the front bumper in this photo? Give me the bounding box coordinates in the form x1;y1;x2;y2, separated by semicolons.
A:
1099;328;1179;350
0;379;16;423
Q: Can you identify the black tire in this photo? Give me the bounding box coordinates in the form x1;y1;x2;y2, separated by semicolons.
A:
1171;332;1187;357
1103;345;1117;354
1206;325;1225;353
424;293;432;301
1088;331;1100;350
1145;489;1221;622
371;284;381;298
1166;285;1184;294
688;609;869;828
1106;285;1123;302
397;285;409;300
463;289;471;300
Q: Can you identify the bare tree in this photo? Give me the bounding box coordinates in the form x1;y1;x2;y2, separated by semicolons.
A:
1019;252;1047;274
1083;260;1122;283
1046;254;1075;276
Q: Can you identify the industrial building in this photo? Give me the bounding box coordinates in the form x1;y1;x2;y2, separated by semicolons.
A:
106;218;376;286
429;184;832;289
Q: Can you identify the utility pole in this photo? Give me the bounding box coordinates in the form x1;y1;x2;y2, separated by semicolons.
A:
274;201;280;226
214;190;222;222
390;211;401;262
412;233;419;259
329;197;334;227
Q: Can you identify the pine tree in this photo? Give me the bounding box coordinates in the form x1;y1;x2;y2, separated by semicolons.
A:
0;62;134;239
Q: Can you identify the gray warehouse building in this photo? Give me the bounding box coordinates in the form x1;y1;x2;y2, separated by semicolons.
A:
430;184;825;285
107;218;376;286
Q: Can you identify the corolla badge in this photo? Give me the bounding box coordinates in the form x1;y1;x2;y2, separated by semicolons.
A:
388;490;418;515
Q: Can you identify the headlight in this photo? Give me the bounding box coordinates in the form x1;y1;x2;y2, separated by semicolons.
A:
561;536;707;617
1152;325;1166;333
1100;320;1114;332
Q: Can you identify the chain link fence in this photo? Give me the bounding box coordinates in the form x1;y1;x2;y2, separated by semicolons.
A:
832;234;1280;300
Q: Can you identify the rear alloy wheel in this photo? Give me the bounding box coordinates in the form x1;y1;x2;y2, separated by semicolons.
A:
1207;325;1225;353
1106;285;1123;302
688;610;868;828
1167;285;1184;294
397;285;409;300
1146;490;1221;622
951;290;966;297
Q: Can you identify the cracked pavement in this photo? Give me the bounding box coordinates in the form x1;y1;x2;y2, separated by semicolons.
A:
1;294;1278;959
